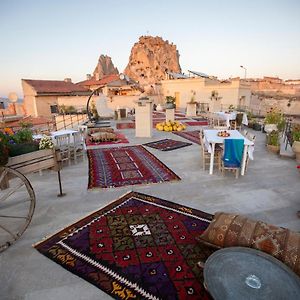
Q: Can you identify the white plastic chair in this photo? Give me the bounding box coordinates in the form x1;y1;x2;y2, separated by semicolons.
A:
71;132;85;163
55;134;71;165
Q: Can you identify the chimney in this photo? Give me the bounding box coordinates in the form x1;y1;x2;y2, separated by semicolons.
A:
86;74;92;80
64;78;72;83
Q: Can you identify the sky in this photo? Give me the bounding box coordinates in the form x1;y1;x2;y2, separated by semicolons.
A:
0;0;299;97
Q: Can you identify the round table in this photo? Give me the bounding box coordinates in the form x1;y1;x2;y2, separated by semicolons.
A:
204;247;300;300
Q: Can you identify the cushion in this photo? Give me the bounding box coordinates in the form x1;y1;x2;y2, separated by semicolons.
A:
197;212;300;277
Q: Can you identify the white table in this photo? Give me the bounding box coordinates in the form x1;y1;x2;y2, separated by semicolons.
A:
214;112;248;127
50;129;78;138
203;129;254;176
33;129;78;144
214;112;236;127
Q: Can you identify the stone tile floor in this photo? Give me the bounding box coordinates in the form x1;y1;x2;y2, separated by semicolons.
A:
0;125;299;300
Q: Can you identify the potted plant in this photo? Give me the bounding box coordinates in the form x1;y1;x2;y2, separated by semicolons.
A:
264;107;285;134
8;128;39;157
0;127;39;157
266;130;280;154
228;104;235;112
165;96;176;109
291;124;300;163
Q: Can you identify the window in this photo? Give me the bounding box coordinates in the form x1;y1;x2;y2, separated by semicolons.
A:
50;105;58;114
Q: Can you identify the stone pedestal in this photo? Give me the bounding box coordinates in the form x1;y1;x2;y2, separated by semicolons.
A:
165;108;175;122
134;98;153;137
186;102;197;117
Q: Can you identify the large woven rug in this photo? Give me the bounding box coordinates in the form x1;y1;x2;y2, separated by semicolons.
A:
144;138;192;151
34;191;214;299
87;146;180;189
172;130;200;145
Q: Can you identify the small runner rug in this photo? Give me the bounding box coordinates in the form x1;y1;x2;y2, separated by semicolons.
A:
85;132;129;146
116;122;135;129
184;121;208;126
87;145;180;189
144;138;192;151
34;191;214;300
172;130;200;145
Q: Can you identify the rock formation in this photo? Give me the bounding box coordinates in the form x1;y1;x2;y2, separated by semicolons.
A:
93;55;119;80
124;36;181;87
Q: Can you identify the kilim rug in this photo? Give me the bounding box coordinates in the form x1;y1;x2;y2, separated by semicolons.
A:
184;121;208;126
143;139;192;151
116;122;135;130
34;191;215;300
87;146;180;189
172;130;200;145
192;117;208;122
86;132;129;146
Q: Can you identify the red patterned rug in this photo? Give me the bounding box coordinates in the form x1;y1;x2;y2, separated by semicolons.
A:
144;139;192;151
86;132;129;146
116;122;135;129
34;191;214;300
184;121;208;126
87;146;180;189
172;130;200;145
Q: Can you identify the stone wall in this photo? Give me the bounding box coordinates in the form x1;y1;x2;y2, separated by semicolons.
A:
250;95;300;116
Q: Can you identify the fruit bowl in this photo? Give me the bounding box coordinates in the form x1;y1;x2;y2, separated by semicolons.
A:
217;131;230;137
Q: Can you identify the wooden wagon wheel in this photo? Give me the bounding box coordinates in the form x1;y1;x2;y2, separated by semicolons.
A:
0;166;36;253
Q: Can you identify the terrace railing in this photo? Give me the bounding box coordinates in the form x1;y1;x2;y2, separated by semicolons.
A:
54;113;88;131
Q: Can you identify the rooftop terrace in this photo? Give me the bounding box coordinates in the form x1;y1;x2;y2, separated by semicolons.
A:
0;122;299;299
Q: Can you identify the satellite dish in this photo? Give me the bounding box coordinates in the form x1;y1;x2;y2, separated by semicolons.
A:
119;73;125;80
8;92;18;103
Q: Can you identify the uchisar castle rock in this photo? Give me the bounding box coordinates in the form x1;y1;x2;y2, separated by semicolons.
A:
92;36;181;90
124;36;181;86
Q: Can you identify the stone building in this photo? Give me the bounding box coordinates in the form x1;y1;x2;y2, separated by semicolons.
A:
77;74;141;96
160;74;251;112
22;79;91;117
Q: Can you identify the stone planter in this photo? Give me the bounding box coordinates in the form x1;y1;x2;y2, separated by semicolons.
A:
165;103;176;109
266;144;280;154
264;124;278;134
165;108;175;122
186;102;197;117
292;141;300;163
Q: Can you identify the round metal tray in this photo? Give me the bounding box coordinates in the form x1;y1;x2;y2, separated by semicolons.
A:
204;247;300;300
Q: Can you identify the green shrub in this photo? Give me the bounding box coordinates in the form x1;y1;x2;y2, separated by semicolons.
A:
267;130;280;146
13;128;33;144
